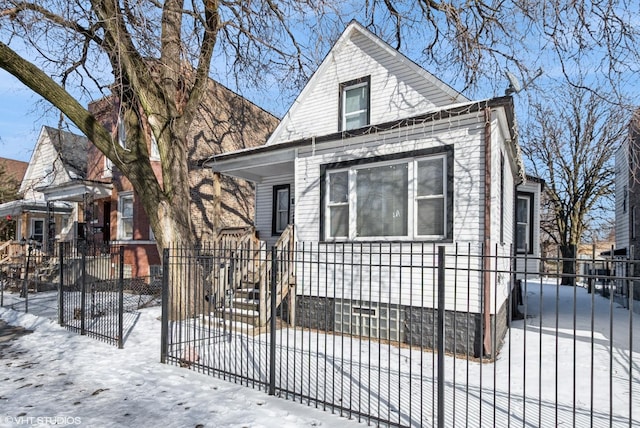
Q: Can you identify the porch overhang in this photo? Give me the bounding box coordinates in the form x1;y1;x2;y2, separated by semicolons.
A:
0;200;73;217
38;180;113;202
200;96;518;183
203;146;296;183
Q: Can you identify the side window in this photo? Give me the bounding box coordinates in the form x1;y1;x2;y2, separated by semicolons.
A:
31;218;44;243
327;171;349;238
118;192;134;240
150;135;160;161
516;194;533;253
339;76;370;131
272;184;290;235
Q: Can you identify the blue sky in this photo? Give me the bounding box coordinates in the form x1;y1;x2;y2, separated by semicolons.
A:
0;69;48;162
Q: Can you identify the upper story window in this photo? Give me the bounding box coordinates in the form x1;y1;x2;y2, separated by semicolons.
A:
118;192;134;240
117;113;127;149
340;76;370;131
31;218;44;243
104;156;113;178
323;149;452;241
150;134;160;160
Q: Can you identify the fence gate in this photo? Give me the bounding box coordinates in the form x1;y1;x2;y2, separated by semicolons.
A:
58;243;125;348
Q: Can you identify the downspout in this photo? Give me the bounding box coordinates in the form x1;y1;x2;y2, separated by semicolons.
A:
213;172;221;232
483;107;492;357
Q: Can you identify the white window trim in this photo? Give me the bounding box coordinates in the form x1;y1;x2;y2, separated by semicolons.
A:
118;192;134;240
150;134;160;161
324;154;448;241
103;156;113;178
117;113;127;149
342;82;369;130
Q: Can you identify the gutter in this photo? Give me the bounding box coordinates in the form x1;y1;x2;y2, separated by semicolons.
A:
198;97;516;169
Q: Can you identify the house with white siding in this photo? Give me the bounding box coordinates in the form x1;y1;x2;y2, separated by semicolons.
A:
0;126;98;252
204;21;540;357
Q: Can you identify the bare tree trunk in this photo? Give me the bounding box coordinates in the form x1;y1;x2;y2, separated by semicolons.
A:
560;244;577;286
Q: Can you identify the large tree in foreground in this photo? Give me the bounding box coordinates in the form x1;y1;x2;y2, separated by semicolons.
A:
0;1;637;250
522;85;628;284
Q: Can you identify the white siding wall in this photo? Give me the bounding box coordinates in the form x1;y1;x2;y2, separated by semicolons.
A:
615;143;630;252
269;32;459;146
255;174;295;248
289;111;516;314
21;133;56;202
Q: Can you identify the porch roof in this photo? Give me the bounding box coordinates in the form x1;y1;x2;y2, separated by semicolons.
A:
0;200;73;217
36;180;113;202
200;96;520;183
204;145;296;183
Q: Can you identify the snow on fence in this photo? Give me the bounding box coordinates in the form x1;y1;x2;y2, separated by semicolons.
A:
160;242;638;427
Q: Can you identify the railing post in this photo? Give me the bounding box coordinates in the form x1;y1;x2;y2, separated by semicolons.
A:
437;245;445;428
80;247;86;335
160;247;170;364
269;246;277;396
118;246;124;349
58;242;64;326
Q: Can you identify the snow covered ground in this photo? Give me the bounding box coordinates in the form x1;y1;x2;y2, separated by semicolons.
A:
1;280;639;427
0;292;361;428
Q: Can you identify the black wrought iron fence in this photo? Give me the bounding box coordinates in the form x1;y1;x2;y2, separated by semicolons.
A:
57;243;126;347
56;243;161;347
162;242;638;427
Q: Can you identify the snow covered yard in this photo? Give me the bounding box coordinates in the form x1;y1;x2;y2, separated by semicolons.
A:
167;280;640;427
0;294;361;428
2;279;639;427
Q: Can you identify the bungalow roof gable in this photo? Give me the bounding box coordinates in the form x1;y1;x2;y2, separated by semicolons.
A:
267;20;468;146
18;126;89;200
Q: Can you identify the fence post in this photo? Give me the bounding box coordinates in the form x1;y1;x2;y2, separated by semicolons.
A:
58;242;64;326
268;246;277;396
80;247;86;335
160;247;170;364
437;245;445;428
118;246;124;349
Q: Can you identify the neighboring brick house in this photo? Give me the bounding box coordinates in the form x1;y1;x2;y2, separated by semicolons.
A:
0;157;28;188
78;79;278;277
0;157;28;241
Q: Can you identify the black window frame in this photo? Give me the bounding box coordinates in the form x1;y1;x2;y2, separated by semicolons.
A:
272;184;290;236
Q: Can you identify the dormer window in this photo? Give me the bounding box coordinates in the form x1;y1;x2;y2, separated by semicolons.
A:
340;76;370;131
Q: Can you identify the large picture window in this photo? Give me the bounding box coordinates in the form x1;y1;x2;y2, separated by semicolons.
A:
323;151;451;240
